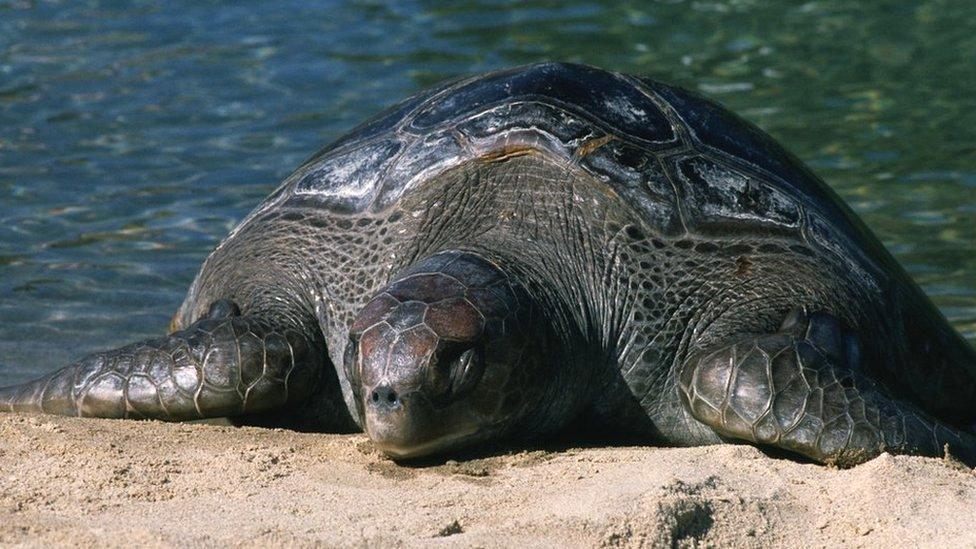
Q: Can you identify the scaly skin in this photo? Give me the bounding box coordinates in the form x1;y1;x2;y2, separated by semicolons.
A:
0;301;324;420
680;308;976;466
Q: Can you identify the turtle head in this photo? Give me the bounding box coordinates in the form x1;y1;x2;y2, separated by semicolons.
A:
344;251;535;459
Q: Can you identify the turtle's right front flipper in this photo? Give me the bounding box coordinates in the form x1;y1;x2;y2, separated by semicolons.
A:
0;300;323;420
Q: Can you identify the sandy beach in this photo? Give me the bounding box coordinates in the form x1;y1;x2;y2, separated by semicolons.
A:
0;414;973;547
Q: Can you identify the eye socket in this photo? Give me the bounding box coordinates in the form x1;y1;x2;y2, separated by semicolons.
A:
343;335;361;385
426;341;485;407
436;341;470;370
450;346;485;397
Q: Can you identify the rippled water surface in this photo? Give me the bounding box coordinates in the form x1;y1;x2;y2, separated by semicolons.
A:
2;0;975;384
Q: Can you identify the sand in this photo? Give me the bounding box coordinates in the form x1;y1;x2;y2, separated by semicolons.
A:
0;414;973;548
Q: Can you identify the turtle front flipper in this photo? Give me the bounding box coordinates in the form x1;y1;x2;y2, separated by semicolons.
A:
0;300;323;420
678;308;976;467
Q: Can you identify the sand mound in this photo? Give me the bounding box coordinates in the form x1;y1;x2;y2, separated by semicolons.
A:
0;414;973;547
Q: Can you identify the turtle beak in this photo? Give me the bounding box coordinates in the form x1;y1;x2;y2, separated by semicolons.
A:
363;385;478;459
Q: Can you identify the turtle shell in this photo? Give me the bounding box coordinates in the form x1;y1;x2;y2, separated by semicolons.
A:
253;62;892;286
182;62;974;438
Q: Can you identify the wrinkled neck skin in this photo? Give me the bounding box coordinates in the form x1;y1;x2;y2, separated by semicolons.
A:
343;250;587;459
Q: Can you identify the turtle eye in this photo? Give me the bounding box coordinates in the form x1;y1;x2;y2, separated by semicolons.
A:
449;347;485;399
425;342;485;406
343;334;362;387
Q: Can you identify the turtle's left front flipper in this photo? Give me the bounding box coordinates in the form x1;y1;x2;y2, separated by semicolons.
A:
0;300;323;420
679;308;976;466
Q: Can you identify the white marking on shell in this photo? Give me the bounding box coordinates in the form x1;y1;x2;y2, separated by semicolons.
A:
604;97;647;121
293;139;402;204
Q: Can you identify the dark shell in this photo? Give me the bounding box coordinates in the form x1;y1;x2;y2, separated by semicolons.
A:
265;62;892;279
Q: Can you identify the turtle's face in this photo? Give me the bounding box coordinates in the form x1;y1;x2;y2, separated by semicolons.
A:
344;252;532;459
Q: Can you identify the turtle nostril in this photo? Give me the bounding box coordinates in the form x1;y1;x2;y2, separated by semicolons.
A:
369;384;399;409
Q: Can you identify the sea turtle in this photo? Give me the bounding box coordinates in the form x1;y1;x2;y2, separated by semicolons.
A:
2;62;975;466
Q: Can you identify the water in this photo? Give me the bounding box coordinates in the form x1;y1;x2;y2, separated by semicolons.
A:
1;0;975;385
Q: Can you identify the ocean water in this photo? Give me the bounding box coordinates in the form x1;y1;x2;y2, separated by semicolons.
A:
1;0;975;384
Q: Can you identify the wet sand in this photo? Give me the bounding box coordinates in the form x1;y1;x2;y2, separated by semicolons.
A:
0;413;973;547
